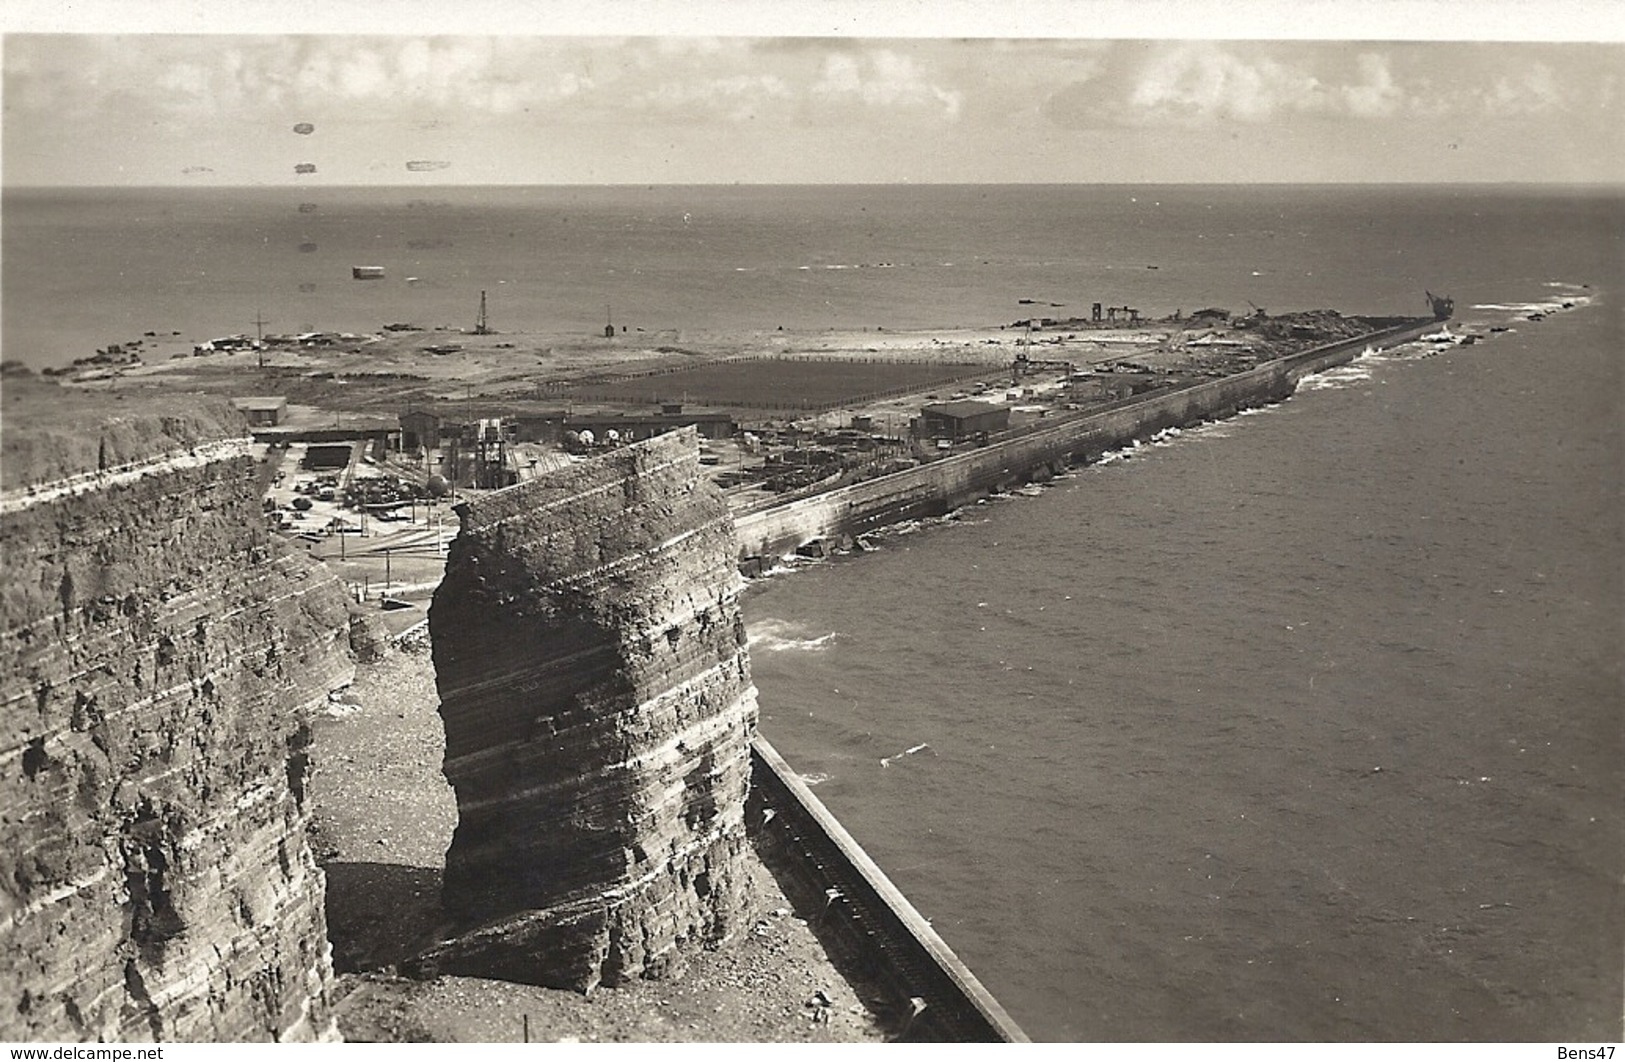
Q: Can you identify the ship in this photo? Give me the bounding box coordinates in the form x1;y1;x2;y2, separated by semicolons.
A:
352;266;386;280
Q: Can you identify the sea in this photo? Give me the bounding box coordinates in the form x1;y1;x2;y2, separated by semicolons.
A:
5;184;1621;1041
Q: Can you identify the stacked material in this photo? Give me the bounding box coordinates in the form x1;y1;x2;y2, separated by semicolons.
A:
425;428;758;992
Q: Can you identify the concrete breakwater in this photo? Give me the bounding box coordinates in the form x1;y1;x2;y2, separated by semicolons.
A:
735;318;1439;565
750;737;1029;1042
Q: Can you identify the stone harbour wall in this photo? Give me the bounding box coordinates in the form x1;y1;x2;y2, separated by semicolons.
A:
735;319;1441;563
423;427;757;992
0;391;355;1041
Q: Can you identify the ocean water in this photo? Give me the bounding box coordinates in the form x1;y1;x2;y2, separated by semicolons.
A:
6;184;1620;1041
742;190;1623;1040
6;183;1617;368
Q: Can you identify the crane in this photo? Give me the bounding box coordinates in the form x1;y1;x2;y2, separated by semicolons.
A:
1011;352;1076;384
1010;323;1073;384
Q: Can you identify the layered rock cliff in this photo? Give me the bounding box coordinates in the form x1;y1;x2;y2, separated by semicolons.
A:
425;428;757;992
1;382;354;1041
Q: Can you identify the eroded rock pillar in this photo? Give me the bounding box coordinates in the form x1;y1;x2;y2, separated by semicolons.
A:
425;428;757;991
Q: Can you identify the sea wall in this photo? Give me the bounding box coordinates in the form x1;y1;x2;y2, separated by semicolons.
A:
750;737;1029;1042
0;386;355;1042
736;320;1436;562
422;427;757;992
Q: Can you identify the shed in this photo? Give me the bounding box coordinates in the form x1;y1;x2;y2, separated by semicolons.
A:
232;396;287;427
918;400;1009;442
399;409;442;451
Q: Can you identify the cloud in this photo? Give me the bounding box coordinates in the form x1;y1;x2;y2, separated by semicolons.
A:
637;73;793;121
1039;42;1604;130
1339;53;1404;118
1126;45;1330;122
627;41;964;124
810;48;962;120
1482;61;1563;115
5;36;623;124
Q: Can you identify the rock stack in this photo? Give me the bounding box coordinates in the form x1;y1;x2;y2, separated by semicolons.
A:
0;382;355;1041
424;428;757;991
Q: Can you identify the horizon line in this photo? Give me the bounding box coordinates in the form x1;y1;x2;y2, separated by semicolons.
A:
7;179;1625;192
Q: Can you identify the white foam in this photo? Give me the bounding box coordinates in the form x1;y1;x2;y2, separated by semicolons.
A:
1470;293;1591;315
1297;364;1373;392
746;619;838;654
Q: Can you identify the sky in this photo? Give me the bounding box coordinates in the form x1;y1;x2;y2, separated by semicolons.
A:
3;2;1623;186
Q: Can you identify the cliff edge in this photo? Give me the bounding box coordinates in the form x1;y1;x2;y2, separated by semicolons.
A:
1;379;355;1041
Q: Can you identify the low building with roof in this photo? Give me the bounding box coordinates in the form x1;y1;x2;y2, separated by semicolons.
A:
917;400;1009;442
232;396;287;427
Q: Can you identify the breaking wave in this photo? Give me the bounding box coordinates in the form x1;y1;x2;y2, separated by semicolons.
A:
746;618;838;653
1297;364;1374;392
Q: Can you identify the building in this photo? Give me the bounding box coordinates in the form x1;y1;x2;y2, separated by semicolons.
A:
509;411;571;445
232;396;287;427
399;409;442;451
918;400;1009;442
403;404;735;455
564;408;736;443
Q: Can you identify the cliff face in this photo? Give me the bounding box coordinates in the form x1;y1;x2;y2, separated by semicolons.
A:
1;384;354;1041
426;428;757;991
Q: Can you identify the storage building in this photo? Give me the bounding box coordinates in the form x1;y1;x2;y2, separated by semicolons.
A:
232;396;287;427
918;400;1009;442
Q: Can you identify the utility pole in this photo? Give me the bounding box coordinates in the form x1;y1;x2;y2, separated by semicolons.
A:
252;310;269;369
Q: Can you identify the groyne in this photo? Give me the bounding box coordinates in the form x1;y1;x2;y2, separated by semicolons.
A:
735;318;1438;564
750;737;1028;1042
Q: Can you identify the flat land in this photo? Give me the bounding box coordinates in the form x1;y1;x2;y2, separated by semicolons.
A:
50;311;1383;426
87;320;1177;419
556;357;994;411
